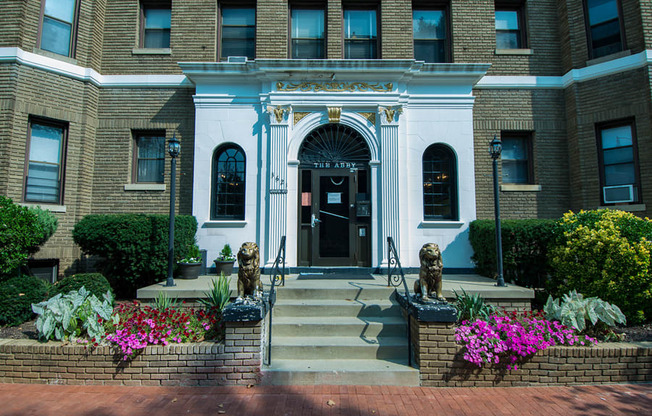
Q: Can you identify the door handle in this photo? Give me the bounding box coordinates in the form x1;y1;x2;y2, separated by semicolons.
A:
311;213;321;228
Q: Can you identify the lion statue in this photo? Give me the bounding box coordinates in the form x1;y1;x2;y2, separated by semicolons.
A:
413;243;445;302
237;242;262;299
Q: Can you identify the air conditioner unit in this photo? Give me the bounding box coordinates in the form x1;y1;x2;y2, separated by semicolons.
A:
603;184;634;204
227;56;247;63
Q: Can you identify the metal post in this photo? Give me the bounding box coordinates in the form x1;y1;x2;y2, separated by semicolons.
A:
166;153;177;287
492;156;506;287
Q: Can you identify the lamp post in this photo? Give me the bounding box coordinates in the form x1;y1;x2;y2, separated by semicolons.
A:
166;133;180;287
490;135;506;287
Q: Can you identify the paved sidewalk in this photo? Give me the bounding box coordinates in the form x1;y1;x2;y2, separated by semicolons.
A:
0;383;649;415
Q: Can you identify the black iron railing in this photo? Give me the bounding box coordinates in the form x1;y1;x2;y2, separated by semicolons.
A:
386;236;413;367
265;236;286;365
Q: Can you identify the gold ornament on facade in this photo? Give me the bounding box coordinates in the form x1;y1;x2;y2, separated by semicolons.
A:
358;112;376;125
294;112;310;125
327;107;342;123
276;81;393;93
379;106;403;123
267;105;290;123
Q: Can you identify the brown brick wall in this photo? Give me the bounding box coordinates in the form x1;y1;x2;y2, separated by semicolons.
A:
473;89;570;220
450;0;494;65
327;0;343;58
564;67;652;215
0;320;262;387
380;0;412;59
410;317;652;387
256;0;289;59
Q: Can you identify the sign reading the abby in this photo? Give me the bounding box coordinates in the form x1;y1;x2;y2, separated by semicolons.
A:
312;161;358;169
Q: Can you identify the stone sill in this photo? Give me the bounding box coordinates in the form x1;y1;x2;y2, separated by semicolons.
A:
587;49;631;66
202;221;247;228
32;48;77;64
418;221;465;229
494;48;533;56
132;48;172;55
598;203;646;212
19;203;66;213
124;183;166;191
500;184;542;192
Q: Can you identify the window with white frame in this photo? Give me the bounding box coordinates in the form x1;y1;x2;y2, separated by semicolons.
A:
501;132;533;184
141;2;171;48
423;144;457;220
211;144;246;220
597;120;640;204
134;132;166;183
24;119;67;204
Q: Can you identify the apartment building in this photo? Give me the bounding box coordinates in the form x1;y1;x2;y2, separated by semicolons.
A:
0;0;650;274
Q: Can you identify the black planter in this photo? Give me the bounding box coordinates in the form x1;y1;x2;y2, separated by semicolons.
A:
178;262;201;279
214;260;235;277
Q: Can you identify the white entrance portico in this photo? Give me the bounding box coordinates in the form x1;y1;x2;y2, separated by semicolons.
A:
180;60;489;270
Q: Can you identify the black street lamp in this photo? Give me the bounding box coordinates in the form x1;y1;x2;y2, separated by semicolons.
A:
490;135;506;287
166;133;181;287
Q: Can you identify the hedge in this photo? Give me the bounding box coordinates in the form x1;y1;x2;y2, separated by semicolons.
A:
49;273;113;301
0;275;50;326
72;214;197;297
0;196;58;280
469;219;557;288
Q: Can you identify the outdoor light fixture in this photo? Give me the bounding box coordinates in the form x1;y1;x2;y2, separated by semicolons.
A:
490;135;506;287
166;133;180;287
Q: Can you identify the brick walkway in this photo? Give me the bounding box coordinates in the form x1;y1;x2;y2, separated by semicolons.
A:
0;383;649;415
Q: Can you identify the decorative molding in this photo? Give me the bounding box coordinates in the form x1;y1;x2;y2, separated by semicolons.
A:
327;107;342;123
276;81;393;93
267;105;291;123
379;106;403;124
294;111;310;125
359;112;376;125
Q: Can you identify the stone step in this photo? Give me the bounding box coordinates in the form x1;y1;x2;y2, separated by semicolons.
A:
271;316;407;337
272;299;401;318
262;359;419;386
274;286;396;301
271;335;409;360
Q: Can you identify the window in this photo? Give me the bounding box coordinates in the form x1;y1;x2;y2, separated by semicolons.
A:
423;144;457;220
211;145;246;220
413;8;448;63
495;3;526;49
597;121;640;204
344;9;377;59
220;6;255;60
24;119;67;204
141;2;171;48
584;0;624;59
501;132;533;184
39;0;78;57
134;132;166;183
291;8;325;59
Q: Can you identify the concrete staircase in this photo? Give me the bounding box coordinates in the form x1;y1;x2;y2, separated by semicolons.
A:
262;280;419;386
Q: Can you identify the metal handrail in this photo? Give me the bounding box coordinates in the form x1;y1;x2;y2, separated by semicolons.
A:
265;236;286;366
386;236;413;367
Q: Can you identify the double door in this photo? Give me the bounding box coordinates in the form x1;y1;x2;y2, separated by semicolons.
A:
298;168;371;267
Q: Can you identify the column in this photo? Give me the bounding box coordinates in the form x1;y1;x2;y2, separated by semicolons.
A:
379;106;402;264
266;105;291;263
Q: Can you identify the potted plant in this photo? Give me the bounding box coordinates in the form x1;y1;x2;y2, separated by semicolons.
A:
214;243;236;277
177;244;202;280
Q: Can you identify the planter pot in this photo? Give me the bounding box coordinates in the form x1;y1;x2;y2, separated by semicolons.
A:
214;260;235;277
178;262;201;280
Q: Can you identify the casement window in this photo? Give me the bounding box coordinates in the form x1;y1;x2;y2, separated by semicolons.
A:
141;2;171;48
39;0;78;57
24;119;67;204
413;8;449;63
291;8;325;59
423;144;457;221
495;2;527;49
501;132;533;184
133;132;166;183
211;144;246;220
597;120;641;204
220;6;256;60
584;0;624;59
344;9;377;59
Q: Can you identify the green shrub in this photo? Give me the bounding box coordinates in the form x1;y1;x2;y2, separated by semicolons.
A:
549;209;652;324
72;214;197;297
32;287;115;341
469;219;557;287
0;275;50;326
0;196;58;280
50;273;113;301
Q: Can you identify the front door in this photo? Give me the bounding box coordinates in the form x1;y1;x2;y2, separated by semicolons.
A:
298;168;371;266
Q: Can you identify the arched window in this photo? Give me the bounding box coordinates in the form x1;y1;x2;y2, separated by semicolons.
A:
211;144;246;220
423;144;457;220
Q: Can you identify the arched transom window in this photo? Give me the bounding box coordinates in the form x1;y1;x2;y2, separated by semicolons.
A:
211;144;246;220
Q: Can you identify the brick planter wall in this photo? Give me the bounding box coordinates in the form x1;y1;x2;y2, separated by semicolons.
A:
410;317;652;387
0;320;263;386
